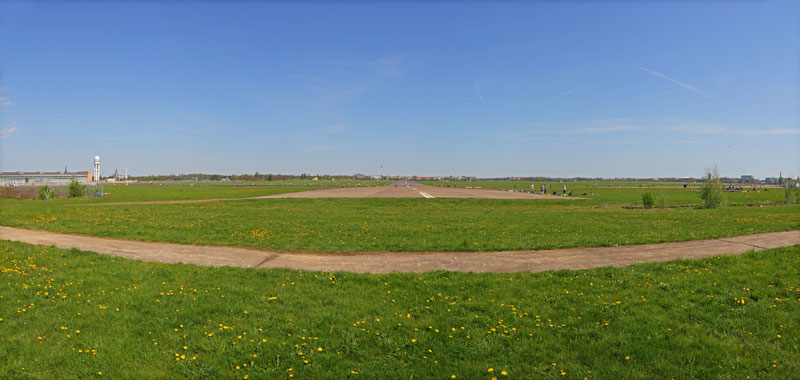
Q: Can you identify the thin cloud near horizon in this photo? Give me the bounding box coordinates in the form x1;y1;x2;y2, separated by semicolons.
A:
474;81;488;113
635;65;716;100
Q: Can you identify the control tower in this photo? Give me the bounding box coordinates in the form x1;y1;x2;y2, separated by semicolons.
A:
93;156;101;182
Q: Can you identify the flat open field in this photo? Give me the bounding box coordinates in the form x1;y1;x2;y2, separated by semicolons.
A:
2;182;798;380
1;240;797;379
259;183;572;199
1;184;796;253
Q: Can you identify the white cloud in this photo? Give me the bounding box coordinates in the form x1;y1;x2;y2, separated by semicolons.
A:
474;81;488;113
575;119;642;133
303;145;329;152
672;123;800;136
1;123;18;138
0;87;11;110
578;125;640;133
373;56;412;77
323;123;346;134
635;65;716;100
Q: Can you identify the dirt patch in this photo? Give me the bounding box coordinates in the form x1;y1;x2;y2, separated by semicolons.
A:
1;226;796;273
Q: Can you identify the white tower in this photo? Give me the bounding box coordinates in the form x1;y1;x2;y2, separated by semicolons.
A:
93;156;101;182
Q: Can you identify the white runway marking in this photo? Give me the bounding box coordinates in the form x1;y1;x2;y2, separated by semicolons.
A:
419;192;435;199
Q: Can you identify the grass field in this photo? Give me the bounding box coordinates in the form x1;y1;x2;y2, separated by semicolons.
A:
1;194;797;253
104;179;392;189
421;181;788;207
44;187;309;204
1;240;797;379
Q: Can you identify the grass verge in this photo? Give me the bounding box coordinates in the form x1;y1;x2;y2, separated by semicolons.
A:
1;241;798;379
1;198;797;253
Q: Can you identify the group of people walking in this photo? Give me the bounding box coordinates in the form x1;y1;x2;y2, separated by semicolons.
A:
530;183;570;196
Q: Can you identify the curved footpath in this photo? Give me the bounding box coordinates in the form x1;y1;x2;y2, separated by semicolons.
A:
1;226;798;273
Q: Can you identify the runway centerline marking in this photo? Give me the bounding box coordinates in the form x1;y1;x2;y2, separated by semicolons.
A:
419;192;435;199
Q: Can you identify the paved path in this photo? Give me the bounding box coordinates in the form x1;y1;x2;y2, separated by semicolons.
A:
71;184;575;207
257;183;576;200
1;226;797;273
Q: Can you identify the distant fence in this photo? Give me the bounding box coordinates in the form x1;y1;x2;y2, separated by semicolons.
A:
0;187;40;199
0;186;101;199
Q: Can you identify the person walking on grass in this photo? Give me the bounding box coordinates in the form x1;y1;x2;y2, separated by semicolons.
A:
531;184;535;194
562;184;567;196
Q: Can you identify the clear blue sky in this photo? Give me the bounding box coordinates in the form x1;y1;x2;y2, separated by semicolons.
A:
1;0;798;179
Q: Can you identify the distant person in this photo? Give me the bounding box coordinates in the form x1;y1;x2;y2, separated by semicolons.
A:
683;184;687;188
541;184;546;194
562;184;567;195
568;191;572;196
531;184;535;194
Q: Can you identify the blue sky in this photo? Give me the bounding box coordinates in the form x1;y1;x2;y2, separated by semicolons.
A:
1;0;798;178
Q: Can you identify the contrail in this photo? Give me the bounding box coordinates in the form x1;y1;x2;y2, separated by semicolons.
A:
474;81;488;112
635;65;716;100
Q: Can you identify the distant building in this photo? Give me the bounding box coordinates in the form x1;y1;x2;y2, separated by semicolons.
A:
765;177;778;184
740;175;754;180
0;171;92;186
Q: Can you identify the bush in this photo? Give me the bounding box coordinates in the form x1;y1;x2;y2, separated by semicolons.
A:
68;179;86;198
641;192;655;208
38;185;55;200
786;181;798;205
699;164;725;209
657;191;667;209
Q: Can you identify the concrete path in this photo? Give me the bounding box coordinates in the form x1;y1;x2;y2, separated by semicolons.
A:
257;183;577;200
71;184;575;207
1;226;797;273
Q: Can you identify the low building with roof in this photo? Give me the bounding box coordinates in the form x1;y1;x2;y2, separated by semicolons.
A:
0;171;92;186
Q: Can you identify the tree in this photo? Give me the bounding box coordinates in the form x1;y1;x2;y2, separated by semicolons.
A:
785;180;798;205
699;164;725;209
68;179;86;198
641;192;655;209
38;185;55;200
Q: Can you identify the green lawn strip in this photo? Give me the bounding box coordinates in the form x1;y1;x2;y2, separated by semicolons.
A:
0;241;797;379
1;198;797;253
422;181;787;207
104;179;391;188
33;187;311;204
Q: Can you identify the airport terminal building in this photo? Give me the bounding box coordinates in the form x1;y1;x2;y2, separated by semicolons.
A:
0;171;92;186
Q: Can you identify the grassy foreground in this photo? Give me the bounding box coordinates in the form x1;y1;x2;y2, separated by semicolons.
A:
1;241;798;379
1;197;797;253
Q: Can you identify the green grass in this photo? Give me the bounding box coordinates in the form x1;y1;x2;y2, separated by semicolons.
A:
1;197;797;253
104;179;392;188
422;181;787;207
38;186;308;204
1;240;797;379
